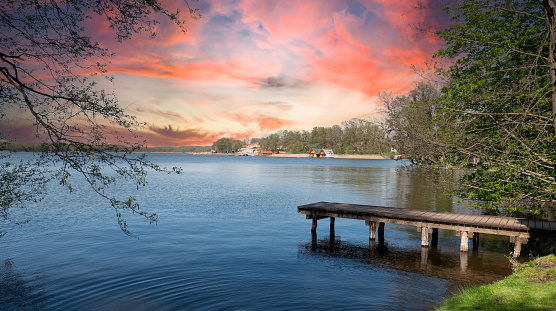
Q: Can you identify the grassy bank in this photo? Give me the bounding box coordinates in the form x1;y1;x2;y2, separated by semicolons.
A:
437;255;556;310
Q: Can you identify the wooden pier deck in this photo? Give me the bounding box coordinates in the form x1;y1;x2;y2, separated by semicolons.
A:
298;202;556;257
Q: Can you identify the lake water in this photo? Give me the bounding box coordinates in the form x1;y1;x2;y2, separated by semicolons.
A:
1;153;517;310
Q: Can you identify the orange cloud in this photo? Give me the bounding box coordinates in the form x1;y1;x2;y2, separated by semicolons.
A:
232;114;292;131
146;124;218;145
228;130;256;141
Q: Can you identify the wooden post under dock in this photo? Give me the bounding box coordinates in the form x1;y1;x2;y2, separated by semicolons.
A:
311;218;317;232
299;202;556;258
459;231;469;252
472;232;479;251
420;226;429;247
431;228;439;247
329;217;335;247
366;220;377;241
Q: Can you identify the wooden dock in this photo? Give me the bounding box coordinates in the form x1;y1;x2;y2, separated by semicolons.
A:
298;202;556;257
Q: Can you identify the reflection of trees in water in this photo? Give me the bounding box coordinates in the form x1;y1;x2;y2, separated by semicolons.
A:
298;234;515;287
390;167;474;213
297;164;474;213
0;259;46;310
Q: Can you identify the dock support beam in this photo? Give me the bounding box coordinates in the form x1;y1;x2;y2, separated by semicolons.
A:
513;242;522;258
329;217;335;247
510;236;528;258
421;227;430;247
431;228;438;247
308;215;328;233
472;233;480;251
311;218;318;232
460;231;469;252
367;221;377;240
378;222;385;240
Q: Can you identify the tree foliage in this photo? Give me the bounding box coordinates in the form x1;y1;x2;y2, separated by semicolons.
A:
212;137;244;153
255;120;391;155
381;81;445;165
0;0;198;235
402;0;556;216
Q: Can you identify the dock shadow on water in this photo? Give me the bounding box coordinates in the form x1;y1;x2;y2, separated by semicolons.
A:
299;232;515;287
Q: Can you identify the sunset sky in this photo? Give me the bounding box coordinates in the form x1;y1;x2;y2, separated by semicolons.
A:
9;0;451;147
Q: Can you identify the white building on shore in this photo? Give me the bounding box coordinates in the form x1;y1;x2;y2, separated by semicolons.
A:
237;144;260;155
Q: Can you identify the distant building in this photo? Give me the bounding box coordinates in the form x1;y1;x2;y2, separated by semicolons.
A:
237;144;260;155
259;151;280;156
309;148;336;158
309;148;323;158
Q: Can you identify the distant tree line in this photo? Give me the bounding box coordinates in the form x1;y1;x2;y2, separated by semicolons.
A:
0;141;125;152
211;118;392;155
0;142;46;152
211;138;245;153
257;119;391;154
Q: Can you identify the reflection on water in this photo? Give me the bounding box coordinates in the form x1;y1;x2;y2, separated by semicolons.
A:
300;231;515;287
0;259;47;310
280;164;476;214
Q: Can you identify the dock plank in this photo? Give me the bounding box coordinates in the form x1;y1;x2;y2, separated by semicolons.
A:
468;215;482;226
498;217;511;229
460;214;476;226
533;220;543;230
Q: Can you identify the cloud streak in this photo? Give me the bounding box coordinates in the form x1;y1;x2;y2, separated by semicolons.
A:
144;124;221;146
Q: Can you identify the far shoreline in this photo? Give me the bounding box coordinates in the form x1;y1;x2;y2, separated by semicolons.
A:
268;153;389;159
177;152;391;159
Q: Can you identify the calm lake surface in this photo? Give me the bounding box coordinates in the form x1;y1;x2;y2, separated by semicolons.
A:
1;153;518;310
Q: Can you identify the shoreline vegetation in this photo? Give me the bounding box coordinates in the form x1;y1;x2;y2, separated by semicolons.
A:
437;255;556;310
148;152;390;159
0;142;390;159
230;153;389;159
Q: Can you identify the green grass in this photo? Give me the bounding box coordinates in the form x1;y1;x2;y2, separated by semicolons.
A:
436;255;556;311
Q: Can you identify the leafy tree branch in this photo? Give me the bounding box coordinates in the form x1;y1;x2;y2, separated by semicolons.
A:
0;0;198;236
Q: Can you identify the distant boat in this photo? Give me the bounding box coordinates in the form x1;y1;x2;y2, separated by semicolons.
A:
322;148;336;158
